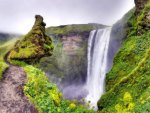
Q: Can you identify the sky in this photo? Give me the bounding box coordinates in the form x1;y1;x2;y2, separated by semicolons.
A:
0;0;135;34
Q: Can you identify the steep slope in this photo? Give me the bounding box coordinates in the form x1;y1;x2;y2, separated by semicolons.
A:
98;0;150;112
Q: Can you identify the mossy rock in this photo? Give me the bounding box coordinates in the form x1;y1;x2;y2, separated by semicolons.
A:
8;15;53;64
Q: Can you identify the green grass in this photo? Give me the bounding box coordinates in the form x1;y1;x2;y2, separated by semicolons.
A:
0;61;8;78
0;38;18;60
0;38;19;78
106;32;150;91
98;49;150;112
10;60;96;113
98;1;150;112
106;0;150;92
46;24;104;36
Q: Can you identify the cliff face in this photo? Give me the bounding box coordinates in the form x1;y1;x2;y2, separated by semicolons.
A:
62;35;85;55
39;24;105;88
8;15;53;64
98;0;150;112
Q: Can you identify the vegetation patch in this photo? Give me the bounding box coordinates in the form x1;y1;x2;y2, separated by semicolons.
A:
106;0;150;92
11;60;96;113
0;38;19;78
98;48;150;112
0;61;8;79
98;1;150;112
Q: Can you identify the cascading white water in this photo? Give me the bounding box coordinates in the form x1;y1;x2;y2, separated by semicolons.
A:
85;27;111;110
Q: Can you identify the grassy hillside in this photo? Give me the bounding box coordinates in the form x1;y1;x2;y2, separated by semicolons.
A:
98;1;150;112
0;38;19;78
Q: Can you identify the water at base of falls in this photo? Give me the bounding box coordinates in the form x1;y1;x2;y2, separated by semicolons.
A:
85;27;111;110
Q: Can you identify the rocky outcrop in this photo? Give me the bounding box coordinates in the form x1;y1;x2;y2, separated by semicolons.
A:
134;0;148;14
8;15;53;64
134;0;150;34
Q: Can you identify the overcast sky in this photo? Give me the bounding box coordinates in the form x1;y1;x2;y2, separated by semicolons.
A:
0;0;135;34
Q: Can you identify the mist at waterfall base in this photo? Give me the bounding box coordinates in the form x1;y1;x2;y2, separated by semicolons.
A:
44;10;132;110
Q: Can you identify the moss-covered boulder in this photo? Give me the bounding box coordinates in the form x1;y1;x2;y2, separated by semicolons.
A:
8;15;53;64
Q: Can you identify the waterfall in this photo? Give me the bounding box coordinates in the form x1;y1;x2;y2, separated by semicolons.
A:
85;27;111;110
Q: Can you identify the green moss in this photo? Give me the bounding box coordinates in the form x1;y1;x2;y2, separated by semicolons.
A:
106;0;150;92
8;15;53;64
0;38;19;79
0;61;8;79
0;38;18;60
98;1;150;112
106;32;150;91
98;49;150;112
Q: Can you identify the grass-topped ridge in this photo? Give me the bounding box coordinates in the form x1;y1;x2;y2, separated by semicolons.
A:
46;23;106;37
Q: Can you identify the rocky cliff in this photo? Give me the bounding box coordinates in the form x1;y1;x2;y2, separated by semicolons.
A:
8;15;53;64
38;24;106;94
98;0;150;112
